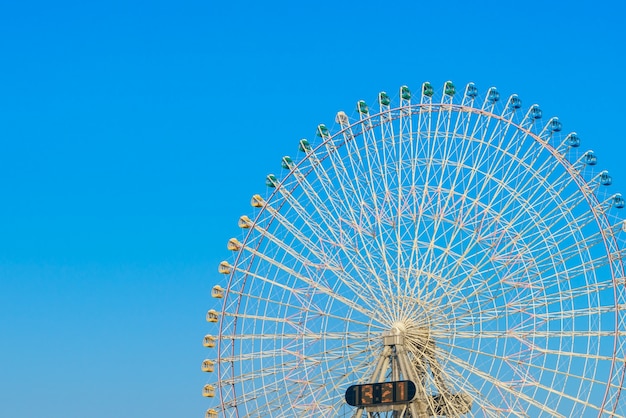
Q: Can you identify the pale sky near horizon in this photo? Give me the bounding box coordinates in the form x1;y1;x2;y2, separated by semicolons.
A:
0;1;625;417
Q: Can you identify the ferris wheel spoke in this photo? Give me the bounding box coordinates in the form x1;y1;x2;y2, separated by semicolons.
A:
228;347;369;372
294;345;379;397
242;218;339;272
404;129;494;294
440;269;541;323
271;172;341;247
443;134;569;234
411;108;463;294
352;110;407;312
391;97;414;290
223;331;373;341
516;224;597;274
442;341;609;414
274;145;373;259
227;343;373;383
405;109;455;279
411;134;453;301
222;349;369;404
240;232;390;316
537;280;615;309
230;375;318;415
251;197;334;265
418;111;518;278
442;249;579;319
423;349;528;417
403;236;501;318
320;119;381;240
525;252;611;296
228;246;377;318
445;320;619;362
293;137;377;244
442;349;570;417
451;329;621;340
230;346;375;414
334;114;380;234
430;199;584;315
491;182;601;261
409;158;566;305
447;296;620;343
224;277;380;329
277;151;408;316
224;307;376;330
249;208;393;318
515;199;605;256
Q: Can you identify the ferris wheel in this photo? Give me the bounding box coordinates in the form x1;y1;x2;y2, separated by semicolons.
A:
202;81;626;417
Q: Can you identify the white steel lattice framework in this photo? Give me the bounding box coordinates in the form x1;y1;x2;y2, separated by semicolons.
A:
202;81;626;417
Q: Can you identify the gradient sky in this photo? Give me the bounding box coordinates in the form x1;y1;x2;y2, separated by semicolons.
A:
0;1;625;417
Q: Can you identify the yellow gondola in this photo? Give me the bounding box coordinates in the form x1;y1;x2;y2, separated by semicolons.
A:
218;261;232;274
201;359;215;373
202;384;215;398
227;238;242;251
203;334;216;348
206;309;219;323
238;215;252;228
251;194;264;207
212;285;224;299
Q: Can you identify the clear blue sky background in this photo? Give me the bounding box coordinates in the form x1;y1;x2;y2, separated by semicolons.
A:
0;1;624;417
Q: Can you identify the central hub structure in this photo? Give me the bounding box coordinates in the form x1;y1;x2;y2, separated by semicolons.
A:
347;324;472;418
383;321;407;347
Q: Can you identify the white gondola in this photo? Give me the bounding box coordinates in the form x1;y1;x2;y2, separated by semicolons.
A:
335;111;350;126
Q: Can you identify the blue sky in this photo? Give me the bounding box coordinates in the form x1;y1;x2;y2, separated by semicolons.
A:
0;1;625;417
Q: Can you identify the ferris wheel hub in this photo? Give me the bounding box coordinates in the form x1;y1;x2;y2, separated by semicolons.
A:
391;321;407;336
